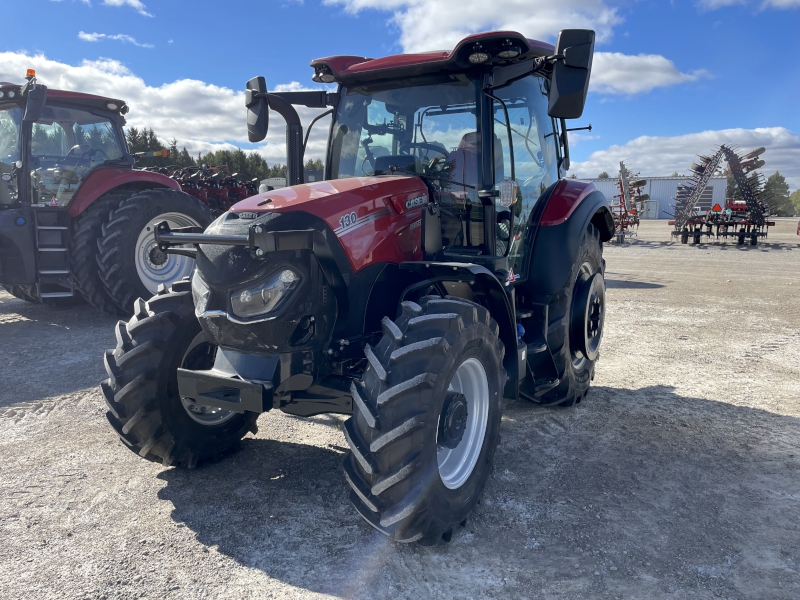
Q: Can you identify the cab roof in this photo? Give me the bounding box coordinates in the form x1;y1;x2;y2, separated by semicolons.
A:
310;31;554;84
0;81;127;114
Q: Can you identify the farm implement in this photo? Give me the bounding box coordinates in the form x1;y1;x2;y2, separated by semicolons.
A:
610;161;649;244
670;145;774;245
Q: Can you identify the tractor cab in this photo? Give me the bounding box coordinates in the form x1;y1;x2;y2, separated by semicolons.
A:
0;73;132;210
325;71;561;274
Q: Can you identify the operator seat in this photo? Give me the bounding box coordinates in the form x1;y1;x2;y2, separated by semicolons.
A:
447;132;505;189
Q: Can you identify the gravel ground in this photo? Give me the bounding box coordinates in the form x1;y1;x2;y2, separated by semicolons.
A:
1;218;799;600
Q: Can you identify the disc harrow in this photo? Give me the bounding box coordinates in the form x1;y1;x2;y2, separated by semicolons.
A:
610;161;649;243
669;145;774;246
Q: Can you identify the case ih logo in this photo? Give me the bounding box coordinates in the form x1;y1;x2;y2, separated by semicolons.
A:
405;196;426;210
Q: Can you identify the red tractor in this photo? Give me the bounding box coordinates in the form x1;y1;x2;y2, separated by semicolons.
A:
102;30;614;545
0;71;226;314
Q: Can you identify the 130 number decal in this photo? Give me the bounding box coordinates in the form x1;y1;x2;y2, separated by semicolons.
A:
339;211;358;230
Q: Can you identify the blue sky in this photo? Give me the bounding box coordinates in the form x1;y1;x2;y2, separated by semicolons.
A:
2;0;799;187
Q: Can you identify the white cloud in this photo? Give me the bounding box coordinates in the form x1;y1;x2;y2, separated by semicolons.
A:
591;52;709;95
102;0;152;17
571;127;800;190
0;52;331;167
325;0;622;50
324;0;703;95
78;31;154;48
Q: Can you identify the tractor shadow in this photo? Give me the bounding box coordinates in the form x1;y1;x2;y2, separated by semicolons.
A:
0;291;117;407
627;239;800;252
605;279;664;290
157;385;800;599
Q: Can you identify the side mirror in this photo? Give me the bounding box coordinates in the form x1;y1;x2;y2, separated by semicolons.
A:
548;29;595;119
22;83;47;123
245;76;268;142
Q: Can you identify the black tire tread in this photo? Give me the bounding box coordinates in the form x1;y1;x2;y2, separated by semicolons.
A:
96;188;212;315
71;191;136;315
344;295;503;544
101;282;257;467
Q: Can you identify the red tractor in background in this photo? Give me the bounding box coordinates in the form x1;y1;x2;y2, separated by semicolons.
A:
0;71;252;315
102;30;614;545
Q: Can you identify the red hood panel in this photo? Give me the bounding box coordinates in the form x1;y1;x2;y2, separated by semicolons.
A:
231;176;419;213
232;176;428;272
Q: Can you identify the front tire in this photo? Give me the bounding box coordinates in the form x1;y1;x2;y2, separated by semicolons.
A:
344;296;505;544
101;279;258;467
96;189;212;314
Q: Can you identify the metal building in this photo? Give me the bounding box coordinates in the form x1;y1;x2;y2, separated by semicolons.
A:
580;176;727;219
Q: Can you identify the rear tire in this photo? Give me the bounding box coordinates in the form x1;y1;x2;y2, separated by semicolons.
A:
97;188;212;314
2;284;37;303
101;279;258;467
344;296;505;544
539;223;604;408
71;190;135;316
1;283;83;306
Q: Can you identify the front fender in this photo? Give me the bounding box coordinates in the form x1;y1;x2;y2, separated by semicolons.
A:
399;262;519;399
68;168;181;217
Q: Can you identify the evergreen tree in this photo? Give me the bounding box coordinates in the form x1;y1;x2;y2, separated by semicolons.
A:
763;171;792;216
789;190;800;216
597;171;609;179
305;158;324;171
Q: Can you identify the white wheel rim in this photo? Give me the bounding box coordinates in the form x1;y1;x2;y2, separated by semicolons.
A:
437;357;490;490
179;332;236;426
135;212;201;295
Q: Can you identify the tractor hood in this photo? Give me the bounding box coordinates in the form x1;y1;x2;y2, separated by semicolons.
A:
229;175;423;216
197;175;427;288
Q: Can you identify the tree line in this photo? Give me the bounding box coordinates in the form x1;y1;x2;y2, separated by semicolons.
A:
125;127;323;182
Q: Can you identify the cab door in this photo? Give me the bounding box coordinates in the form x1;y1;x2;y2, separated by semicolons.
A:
490;75;560;275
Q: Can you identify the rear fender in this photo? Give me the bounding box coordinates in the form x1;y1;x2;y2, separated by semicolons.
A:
397;262;519;399
522;180;612;301
68;168;181;217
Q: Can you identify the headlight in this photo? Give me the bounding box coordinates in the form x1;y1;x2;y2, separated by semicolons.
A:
230;269;299;319
191;270;210;317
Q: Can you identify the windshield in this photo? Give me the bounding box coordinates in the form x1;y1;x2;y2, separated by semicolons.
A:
332;76;492;251
0;106;22;206
331;75;478;192
29;104;125;207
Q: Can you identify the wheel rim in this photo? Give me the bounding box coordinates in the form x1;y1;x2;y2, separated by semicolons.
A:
179;332;236;426
437;357;489;490
135;212;201;295
570;262;605;368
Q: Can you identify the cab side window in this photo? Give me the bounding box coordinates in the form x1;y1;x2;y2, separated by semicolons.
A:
492;75;559;272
